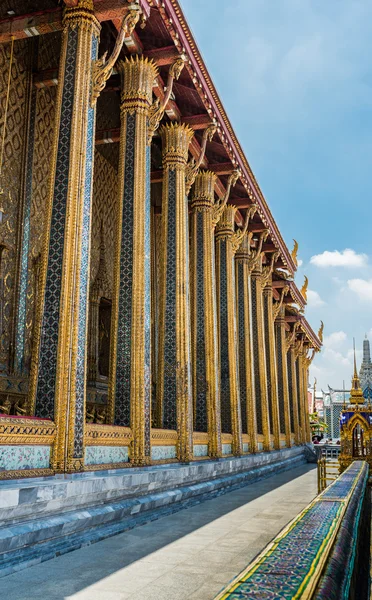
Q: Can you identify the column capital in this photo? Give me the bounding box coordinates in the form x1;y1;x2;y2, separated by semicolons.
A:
235;231;253;262
160;123;194;169
191;170;216;210
63;0;100;32
215;204;237;240
118;56;158;114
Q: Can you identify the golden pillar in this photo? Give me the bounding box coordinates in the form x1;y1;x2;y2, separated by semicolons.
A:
235;232;257;453
286;338;300;444
108;56;158;465
250;256;271;451
262;265;281;450
28;1;101;471
304;347;315;442
190;171;222;458
274;303;291;447
157;123;194;462
215;205;243;456
294;339;307;444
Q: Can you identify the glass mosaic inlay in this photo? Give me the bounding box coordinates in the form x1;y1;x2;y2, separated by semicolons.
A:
14;47;38;374
275;323;286;434
144;142;152;456
73;33;98;458
263;294;273;433
195;211;207;432
35;29;78;419
114;113;136;426
163;169;177;430
218;239;231;433
237;263;248;434
287;352;295;433
251;277;263;434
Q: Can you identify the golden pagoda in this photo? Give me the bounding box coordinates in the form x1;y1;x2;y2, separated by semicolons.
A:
339;340;372;472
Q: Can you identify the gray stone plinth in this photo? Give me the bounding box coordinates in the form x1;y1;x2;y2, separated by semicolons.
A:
0;446;307;577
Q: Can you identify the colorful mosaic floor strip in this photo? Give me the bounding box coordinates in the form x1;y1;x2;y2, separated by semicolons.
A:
215;461;367;600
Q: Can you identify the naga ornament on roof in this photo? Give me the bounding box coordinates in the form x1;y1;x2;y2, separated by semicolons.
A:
291;239;299;267
147;57;186;143
301;275;308;302
91;7;141;107
318;320;324;344
185;122;217;194
212;169;240;227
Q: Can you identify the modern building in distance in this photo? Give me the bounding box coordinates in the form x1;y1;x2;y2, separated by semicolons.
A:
360;335;372;399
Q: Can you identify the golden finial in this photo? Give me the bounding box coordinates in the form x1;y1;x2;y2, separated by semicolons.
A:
350;338;364;404
291;239;298;267
318;320;324;343
301;275;308;301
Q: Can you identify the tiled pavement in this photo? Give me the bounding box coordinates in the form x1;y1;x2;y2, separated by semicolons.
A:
1;463;317;600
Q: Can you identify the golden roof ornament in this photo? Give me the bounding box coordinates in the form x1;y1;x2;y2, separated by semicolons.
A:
291;239;298;267
349;338;364;405
301;275;308;302
318;320;324;343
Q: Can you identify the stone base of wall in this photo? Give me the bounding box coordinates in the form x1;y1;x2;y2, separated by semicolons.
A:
0;446;308;578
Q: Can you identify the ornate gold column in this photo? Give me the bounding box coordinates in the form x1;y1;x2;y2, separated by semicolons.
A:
190;170;221;458
156;123;194;462
28;1;102;471
303;347;315;443
295;339;306;444
285;323;300;444
108;56;158;466
262;257;280;450
234;220;257;453
274;301;291;447
215;205;245;456
250;252;271;451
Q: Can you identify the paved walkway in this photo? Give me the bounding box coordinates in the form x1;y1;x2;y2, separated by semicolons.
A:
1;464;317;600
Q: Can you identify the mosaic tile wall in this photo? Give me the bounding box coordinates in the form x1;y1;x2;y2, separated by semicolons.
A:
218;239;232;433
114;113;135;426
162;170;177;430
275;322;286;434
295;358;301;429
151;445;177;461
144;142;152;457
85;445;129;466
0;445;50;471
251;277;263;434
287;352;295;433
0;40;29;372
194;212;207;432
73;33;99;459
35;29;78;419
236;263;248;434
90;151;117;296
263;293;274;433
218;462;368;600
14;41;38;375
193;444;208;457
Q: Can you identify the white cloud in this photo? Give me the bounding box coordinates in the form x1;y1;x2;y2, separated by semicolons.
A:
297;259;303;267
347;278;372;301
310;249;368;268
307;289;326;308
323;331;347;348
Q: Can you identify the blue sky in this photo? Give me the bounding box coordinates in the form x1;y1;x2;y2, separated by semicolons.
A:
180;0;372;391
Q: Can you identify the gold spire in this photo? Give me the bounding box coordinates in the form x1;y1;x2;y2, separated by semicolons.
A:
350;338;364;405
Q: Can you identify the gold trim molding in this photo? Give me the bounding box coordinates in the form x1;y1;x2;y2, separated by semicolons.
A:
85;424;132;447
0;417;56;446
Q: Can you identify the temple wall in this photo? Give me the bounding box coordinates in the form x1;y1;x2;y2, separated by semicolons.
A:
90;149;117;295
0;40;29;373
